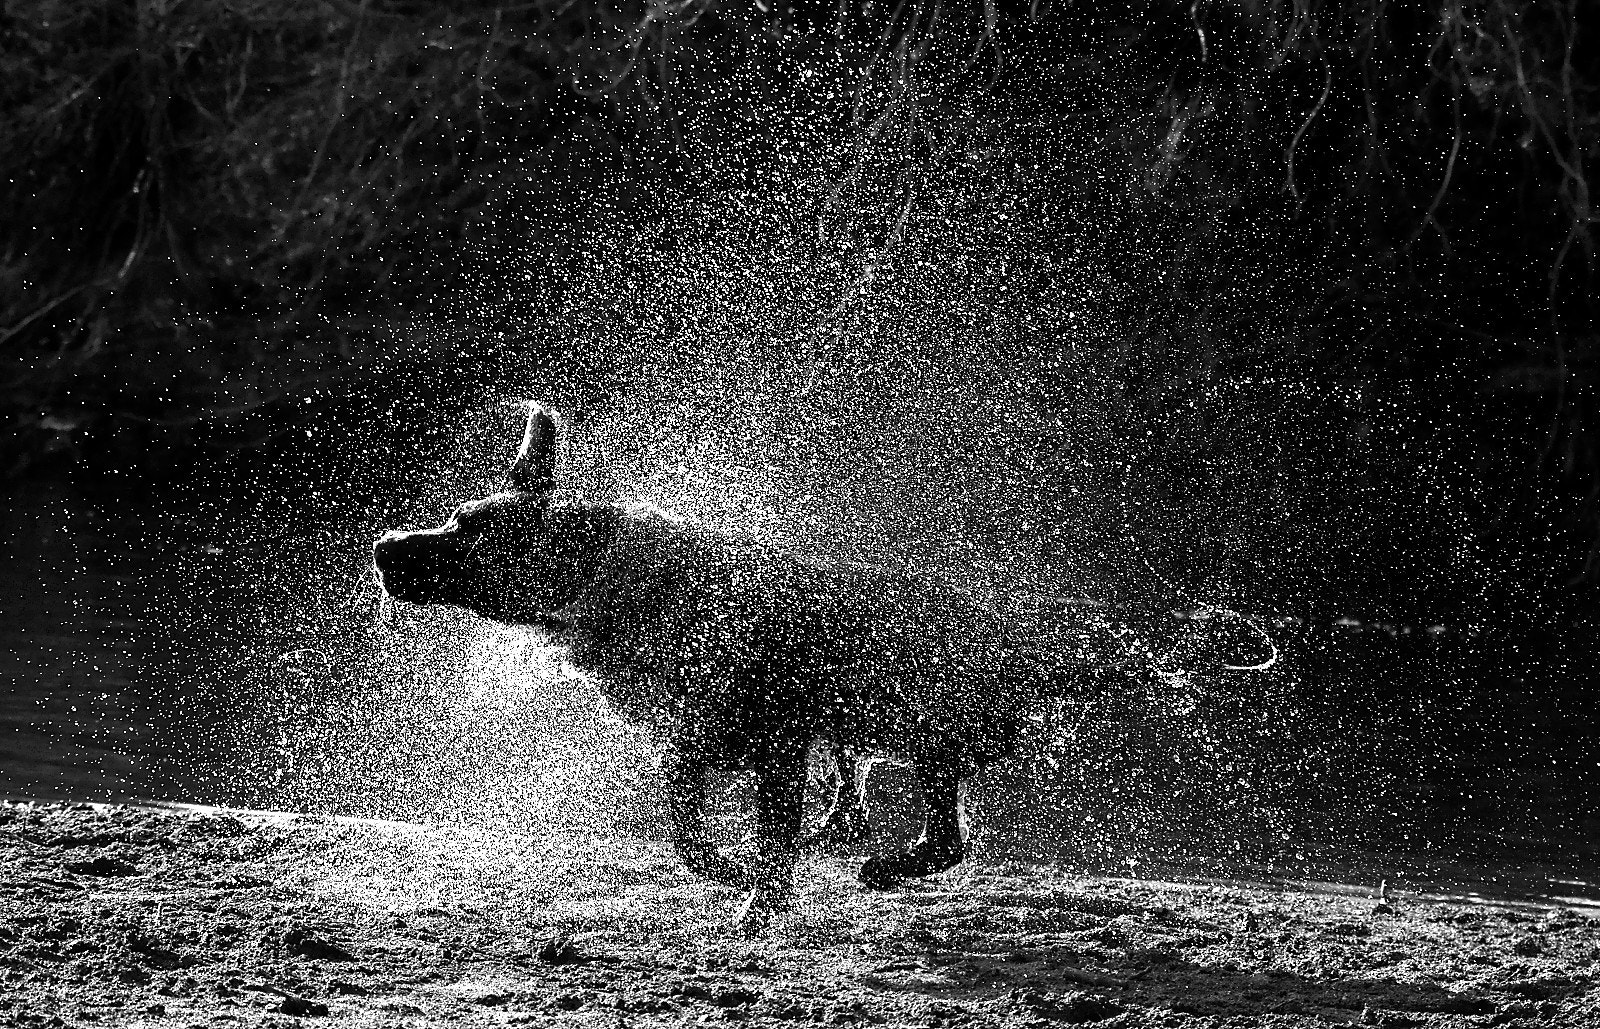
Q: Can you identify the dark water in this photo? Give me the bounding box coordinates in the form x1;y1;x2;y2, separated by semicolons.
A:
4;435;1599;911
3;481;160;799
1;459;380;802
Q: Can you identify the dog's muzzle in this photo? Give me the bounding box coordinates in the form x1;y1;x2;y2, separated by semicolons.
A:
373;530;436;602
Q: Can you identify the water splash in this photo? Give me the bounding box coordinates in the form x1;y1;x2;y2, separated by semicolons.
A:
147;41;1589;872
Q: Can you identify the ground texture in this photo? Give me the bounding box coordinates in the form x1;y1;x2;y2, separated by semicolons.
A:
2;802;1597;1029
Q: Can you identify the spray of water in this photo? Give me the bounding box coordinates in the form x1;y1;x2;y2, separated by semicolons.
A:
153;44;1471;878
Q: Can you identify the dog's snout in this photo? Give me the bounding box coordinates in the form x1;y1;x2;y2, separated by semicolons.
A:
372;529;434;602
373;530;407;568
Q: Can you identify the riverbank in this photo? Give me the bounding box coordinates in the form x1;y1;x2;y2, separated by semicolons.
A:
3;801;1596;1028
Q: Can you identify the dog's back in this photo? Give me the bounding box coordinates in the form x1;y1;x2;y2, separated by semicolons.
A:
557;506;1053;771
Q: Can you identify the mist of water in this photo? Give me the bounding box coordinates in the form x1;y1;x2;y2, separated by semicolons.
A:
141;46;1580;874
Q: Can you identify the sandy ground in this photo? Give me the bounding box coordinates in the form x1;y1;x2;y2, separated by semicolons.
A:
2;801;1597;1029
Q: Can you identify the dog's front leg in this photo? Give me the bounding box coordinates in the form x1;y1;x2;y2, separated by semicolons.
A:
660;747;745;887
735;744;806;927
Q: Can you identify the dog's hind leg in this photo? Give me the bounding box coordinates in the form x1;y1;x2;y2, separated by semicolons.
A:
800;744;872;852
660;747;745;887
858;757;966;888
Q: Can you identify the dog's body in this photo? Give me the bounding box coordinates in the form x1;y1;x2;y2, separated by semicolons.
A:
547;505;1041;768
373;406;1095;919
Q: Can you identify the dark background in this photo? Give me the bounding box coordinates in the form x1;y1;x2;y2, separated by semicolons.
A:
2;1;1596;867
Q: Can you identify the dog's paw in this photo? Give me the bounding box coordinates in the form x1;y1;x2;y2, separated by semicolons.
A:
675;840;750;888
857;855;904;890
730;884;792;933
859;841;964;888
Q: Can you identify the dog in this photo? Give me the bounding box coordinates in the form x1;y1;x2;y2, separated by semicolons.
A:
373;403;1106;920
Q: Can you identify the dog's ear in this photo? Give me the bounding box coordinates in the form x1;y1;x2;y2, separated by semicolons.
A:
508;401;560;497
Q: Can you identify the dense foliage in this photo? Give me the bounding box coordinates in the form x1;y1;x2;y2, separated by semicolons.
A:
2;0;1595;553
1;0;756;466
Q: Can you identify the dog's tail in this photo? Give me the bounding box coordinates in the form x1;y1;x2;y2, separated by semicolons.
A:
1000;590;1281;686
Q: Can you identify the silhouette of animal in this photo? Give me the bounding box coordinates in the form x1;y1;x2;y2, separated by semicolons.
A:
372;403;1103;921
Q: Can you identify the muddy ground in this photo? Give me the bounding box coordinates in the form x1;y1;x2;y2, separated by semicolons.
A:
2;802;1597;1029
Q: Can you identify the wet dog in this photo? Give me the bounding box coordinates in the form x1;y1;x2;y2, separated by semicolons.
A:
373;403;1094;920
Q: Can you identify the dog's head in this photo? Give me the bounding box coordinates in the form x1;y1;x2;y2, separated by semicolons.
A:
373;403;620;625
